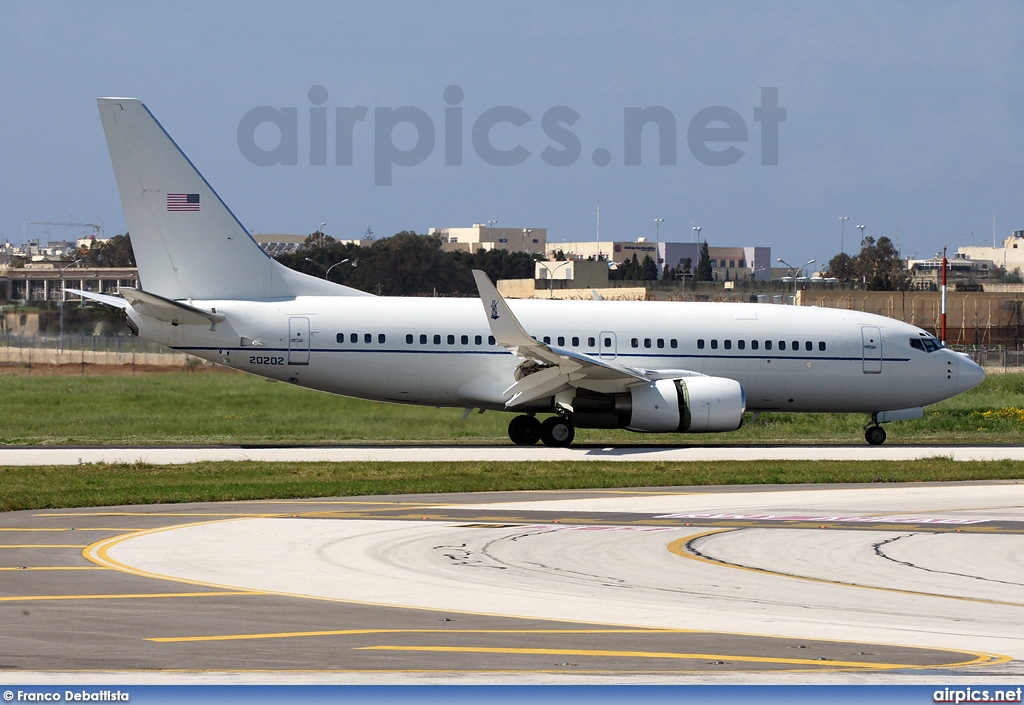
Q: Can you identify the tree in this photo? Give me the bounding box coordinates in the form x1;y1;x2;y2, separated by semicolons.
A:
79;233;136;267
639;254;658;280
695;242;713;281
825;252;856;280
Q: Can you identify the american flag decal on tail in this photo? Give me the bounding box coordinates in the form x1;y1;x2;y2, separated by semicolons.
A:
167;193;200;212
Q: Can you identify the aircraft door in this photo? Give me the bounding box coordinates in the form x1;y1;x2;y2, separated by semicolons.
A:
599;331;617;359
862;326;882;374
288;317;310;365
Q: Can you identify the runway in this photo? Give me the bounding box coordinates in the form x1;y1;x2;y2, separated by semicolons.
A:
2;443;1024;465
2;481;1024;684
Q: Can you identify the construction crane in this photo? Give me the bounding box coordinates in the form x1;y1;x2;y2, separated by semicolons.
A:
29;219;104;240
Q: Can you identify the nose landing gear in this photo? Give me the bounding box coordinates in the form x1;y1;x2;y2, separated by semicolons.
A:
864;424;887;446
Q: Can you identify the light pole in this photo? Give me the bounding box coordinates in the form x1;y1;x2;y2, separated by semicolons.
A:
523;228;533;253
59;257;83;353
856;224;866;248
692;226;701;243
319;222;326;249
654;219;664;276
487;220;497;249
547;261;572;298
839;216;849;254
777;258;815;298
325;259;351;282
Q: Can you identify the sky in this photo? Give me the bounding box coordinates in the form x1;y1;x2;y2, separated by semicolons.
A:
1;1;1022;270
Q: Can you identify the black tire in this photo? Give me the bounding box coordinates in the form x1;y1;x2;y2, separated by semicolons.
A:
508;415;541;445
540;416;575;447
865;426;886;446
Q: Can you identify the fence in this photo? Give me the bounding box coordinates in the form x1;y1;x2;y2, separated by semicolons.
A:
0;333;198;369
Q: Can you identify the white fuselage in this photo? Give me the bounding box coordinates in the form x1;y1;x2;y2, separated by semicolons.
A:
130;296;983;416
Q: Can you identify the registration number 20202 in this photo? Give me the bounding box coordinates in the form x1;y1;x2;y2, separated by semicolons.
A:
250;356;285;365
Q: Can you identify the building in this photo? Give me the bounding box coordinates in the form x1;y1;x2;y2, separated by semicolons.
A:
957;230;1024;275
546;239;771;281
430;225;547;255
1;265;139;302
907;252;997;287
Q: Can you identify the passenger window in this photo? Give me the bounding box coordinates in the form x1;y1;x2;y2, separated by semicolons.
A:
779;341;786;351
447;334;455;345
588;337;596;347
405;334;413;344
724;340;732;350
656;338;664;349
710;339;718;350
337;333;345;343
670;339;677;349
379;334;386;344
475;335;482;345
543;336;551;344
364;333;371;343
738;340;745;350
461;334;469;345
631;338;639;348
604;337;612;347
751;340;758;350
572;336;580;346
805;341;812;351
765;340;772;350
697;339;705;349
420;334;427;345
819;341;826;351
644;338;652;348
433;334;441;345
558;336;565;346
488;335;495;345
350;333;358;344
792;341;799;351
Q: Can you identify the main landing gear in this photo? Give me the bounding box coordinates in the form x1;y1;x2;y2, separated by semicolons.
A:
508;414;575;447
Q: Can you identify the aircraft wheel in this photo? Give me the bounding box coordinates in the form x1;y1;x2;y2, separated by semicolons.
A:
540;416;575;447
865;425;886;446
508;415;541;445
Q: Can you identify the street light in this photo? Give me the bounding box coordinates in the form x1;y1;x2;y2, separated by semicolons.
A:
839;216;849;254
59;257;83;353
654;219;664;275
546;260;573;298
487;220;497;249
325;259;351;281
319;222;326;249
692;226;701;243
777;257;816;298
856;224;866;247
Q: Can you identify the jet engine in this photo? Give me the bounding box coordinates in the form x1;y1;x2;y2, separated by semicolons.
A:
572;377;746;433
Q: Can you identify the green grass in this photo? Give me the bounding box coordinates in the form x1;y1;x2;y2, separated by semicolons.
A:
2;367;1023;446
3;459;1023;512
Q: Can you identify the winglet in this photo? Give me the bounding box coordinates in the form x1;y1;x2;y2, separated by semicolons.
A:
471;270;536;348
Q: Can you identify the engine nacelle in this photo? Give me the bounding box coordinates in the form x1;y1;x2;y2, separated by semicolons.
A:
625;376;746;433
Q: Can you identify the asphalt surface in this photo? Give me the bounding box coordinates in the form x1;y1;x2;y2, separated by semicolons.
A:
3;481;1024;683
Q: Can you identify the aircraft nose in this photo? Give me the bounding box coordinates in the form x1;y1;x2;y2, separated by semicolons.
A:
957;354;985;393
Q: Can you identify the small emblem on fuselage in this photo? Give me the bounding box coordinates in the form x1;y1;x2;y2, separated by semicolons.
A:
490;300;500;320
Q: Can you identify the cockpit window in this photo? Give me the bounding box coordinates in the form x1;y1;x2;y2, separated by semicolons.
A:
911;337;941;353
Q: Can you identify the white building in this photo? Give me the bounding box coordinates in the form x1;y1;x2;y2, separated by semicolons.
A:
430;224;547;255
957;230;1024;275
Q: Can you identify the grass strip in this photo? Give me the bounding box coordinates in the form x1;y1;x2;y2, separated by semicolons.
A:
2;459;1022;512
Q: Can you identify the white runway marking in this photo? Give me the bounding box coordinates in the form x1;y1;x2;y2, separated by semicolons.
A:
4;444;1024;466
90;483;1024;669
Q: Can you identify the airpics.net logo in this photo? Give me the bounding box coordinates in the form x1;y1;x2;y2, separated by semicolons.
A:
237;85;786;186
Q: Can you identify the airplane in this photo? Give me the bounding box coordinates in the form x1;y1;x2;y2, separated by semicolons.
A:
70;98;986;447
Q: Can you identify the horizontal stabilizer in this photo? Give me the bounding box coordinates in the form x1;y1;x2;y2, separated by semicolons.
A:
64;288;129;309
117;287;226;326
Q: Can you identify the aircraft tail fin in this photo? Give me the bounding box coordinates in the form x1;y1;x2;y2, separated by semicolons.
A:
97;98;371;301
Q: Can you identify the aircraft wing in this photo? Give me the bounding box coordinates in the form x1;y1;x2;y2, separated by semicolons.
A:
472;270;652;408
117;287;226;326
